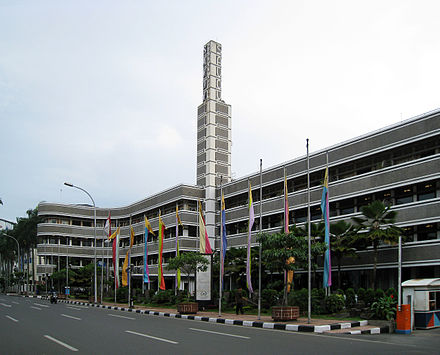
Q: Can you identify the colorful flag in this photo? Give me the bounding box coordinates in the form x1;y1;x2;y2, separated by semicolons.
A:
114;228;120;288
158;214;166;290
144;217;155;284
284;172;289;234
321;167;332;288
246;183;255;293
129;226;135;248
109;227;120;289
198;201;212;254
122;226;135;288
122;250;129;287
221;192;227;289
284;169;294;292
104;212;111;237
175;206;183;290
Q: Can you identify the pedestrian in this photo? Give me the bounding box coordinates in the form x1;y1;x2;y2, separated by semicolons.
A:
235;288;244;315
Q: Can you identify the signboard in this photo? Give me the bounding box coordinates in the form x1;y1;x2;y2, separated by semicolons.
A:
196;255;211;301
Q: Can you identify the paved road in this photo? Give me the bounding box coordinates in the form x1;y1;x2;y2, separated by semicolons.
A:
0;295;439;354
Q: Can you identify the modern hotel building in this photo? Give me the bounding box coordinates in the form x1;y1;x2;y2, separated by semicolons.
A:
36;41;440;293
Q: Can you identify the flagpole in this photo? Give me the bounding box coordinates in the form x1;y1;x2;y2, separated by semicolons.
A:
196;202;199;299
115;220;118;304
158;210;161;293
326;151;330;296
175;204;178;297
219;177;223;317
307;138;311;324
101;212;109;304
128;215;132;309
283;165;287;304
143;214;146;296
258;158;262;320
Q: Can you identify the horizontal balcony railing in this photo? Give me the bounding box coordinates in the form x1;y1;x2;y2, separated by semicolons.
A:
36;237;198;257
221;157;440;222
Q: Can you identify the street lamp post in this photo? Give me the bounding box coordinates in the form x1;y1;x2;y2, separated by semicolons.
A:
64;182;97;304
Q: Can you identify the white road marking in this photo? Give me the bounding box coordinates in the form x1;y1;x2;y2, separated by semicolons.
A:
66;305;88;309
66;306;83;311
108;314;135;320
44;335;78;352
61;314;82;321
6;315;18;322
125;330;178;344
189;327;250;339
31;306;42;310
12;301;19;304
0;303;12;308
34;303;49;308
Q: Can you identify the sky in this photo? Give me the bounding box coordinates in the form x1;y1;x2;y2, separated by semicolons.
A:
1;0;439;223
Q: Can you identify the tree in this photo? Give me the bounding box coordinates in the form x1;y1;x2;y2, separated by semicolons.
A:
330;220;358;289
166;252;209;300
258;231;326;305
294;222;326;288
11;208;41;293
352;200;401;289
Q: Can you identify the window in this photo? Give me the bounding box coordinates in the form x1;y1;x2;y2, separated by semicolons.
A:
402;226;414;242
429;291;440;310
395;186;413;205
339;199;355;215
417;224;437;241
417;181;436;201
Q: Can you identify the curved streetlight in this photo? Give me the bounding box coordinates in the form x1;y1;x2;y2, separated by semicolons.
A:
1;232;20;293
64;182;97;304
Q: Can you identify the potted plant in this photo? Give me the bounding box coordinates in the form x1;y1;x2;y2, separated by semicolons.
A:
258;231;326;321
166;252;209;314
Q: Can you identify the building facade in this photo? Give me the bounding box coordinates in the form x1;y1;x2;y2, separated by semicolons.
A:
36;41;440;293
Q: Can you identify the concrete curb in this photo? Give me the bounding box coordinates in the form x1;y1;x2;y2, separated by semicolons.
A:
333;326;390;335
53;298;374;334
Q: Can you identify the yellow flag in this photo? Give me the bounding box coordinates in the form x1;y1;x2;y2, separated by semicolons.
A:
130;226;135;248
122;251;129;287
108;227;120;241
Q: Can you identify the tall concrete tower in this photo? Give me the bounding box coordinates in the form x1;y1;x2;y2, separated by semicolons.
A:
196;40;231;255
196;40;232;188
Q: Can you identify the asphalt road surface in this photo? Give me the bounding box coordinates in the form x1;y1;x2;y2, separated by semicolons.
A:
1;294;439;354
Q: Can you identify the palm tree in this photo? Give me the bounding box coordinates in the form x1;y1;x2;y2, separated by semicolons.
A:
352;200;401;289
330;220;358;290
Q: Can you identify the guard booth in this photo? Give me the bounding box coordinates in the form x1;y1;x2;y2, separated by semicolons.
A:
402;278;440;329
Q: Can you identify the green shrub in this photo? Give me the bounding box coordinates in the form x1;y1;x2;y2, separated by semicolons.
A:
371;296;397;320
262;289;280;309
116;287;128;303
325;294;345;313
336;289;345;296
345;288;356;309
385;288;396;298
288;288;308;314
365;288;375;306
374;288;385;302
311;288;325;315
357;288;366;304
266;280;284;291
152;290;175;304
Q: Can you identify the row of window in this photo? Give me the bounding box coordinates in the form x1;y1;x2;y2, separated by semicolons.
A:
224;135;440;209
222;180;438;239
43;200;200;228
